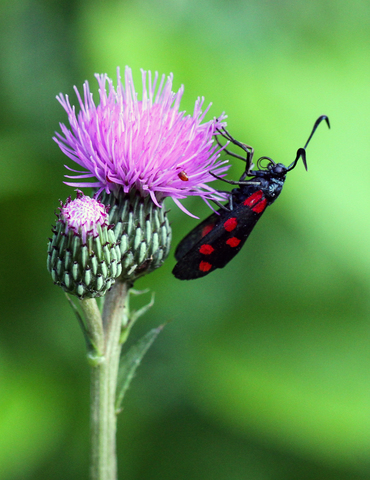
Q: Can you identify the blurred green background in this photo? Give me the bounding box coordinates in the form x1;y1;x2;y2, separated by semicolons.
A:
1;0;370;478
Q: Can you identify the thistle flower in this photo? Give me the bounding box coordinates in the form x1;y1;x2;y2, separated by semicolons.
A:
53;67;229;281
47;192;122;298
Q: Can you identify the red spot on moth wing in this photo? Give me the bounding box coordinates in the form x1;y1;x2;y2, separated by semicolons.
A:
199;244;214;255
199;261;212;272
252;198;267;213
224;217;238;232
226;237;241;248
201;225;214;237
243;190;263;207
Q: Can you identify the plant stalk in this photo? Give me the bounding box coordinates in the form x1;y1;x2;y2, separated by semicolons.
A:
89;281;128;480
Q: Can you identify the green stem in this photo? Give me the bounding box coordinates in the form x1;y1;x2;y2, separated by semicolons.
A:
89;281;129;480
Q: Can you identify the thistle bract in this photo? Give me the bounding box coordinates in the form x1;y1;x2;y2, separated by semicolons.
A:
47;192;122;298
99;190;171;282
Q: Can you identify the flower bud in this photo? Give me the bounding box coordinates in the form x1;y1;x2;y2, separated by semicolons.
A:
47;192;122;298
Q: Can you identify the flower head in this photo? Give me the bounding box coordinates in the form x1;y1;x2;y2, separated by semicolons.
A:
53;67;229;217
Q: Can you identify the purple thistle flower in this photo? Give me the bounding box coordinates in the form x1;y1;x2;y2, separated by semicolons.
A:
53;67;229;217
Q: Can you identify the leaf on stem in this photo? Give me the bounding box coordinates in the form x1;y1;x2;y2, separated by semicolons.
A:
120;291;155;344
65;293;94;351
116;325;164;413
129;292;155;327
66;294;104;365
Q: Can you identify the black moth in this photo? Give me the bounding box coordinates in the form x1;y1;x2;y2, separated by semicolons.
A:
172;115;330;280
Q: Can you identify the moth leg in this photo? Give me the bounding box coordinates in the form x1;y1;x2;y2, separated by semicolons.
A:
210;171;259;186
215;134;249;162
210;192;232;212
216;127;255;168
211;199;231;212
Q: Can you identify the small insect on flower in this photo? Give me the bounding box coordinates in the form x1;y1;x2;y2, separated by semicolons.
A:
178;171;189;181
172;115;330;280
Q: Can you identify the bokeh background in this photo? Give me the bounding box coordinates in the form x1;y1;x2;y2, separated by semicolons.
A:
1;0;370;478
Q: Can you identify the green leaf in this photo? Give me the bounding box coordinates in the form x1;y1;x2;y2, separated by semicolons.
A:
129;292;155;328
65;294;105;365
119;291;155;344
65;294;92;350
115;325;164;413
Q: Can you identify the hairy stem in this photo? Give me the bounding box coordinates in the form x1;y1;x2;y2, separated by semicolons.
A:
89;281;128;480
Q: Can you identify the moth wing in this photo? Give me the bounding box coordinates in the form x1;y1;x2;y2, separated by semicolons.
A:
172;219;227;280
173;203;265;280
208;207;260;268
174;210;221;261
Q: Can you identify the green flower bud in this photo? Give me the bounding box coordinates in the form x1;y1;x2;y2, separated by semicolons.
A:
47;192;122;298
99;190;172;282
